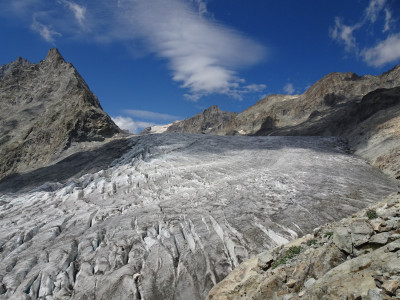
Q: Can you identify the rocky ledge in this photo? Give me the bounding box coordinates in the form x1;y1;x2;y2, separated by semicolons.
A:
207;192;400;300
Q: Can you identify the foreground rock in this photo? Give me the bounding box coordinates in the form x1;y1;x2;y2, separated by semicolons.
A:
207;192;400;300
0;134;396;299
0;49;122;180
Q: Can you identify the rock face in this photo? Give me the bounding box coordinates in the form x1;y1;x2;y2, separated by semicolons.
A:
344;87;400;180
218;66;400;136
207;192;400;300
0;49;122;180
0;133;396;299
166;105;237;134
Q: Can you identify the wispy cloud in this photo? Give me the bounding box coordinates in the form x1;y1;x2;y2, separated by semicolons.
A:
383;8;392;33
60;0;86;27
31;17;61;43
362;33;400;67
283;83;295;95
0;0;267;101
112;116;153;133
243;84;267;93
123;109;180;121
330;17;360;52
117;0;266;100
330;0;400;67
365;0;386;23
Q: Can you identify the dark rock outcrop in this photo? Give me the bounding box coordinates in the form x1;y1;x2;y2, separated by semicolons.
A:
166;105;237;134
0;49;122;179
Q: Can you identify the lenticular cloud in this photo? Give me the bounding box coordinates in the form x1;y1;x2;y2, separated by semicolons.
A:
0;0;267;100
117;0;266;99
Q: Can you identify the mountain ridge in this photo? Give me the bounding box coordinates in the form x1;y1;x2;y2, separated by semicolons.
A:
219;64;400;136
0;48;123;180
165;105;238;134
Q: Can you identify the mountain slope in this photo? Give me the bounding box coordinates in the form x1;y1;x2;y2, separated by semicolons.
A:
0;49;122;180
219;66;400;136
0;134;396;299
166;105;237;134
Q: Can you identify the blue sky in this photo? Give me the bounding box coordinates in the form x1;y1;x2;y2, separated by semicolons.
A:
1;0;400;133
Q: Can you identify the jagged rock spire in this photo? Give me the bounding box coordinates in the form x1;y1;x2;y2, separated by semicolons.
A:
0;48;122;180
45;48;66;65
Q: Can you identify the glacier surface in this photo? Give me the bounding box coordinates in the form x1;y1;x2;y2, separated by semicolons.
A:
0;134;397;299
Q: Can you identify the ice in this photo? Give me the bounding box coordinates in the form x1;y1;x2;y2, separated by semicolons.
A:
0;133;397;299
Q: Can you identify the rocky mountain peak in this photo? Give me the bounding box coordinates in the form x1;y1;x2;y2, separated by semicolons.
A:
44;48;66;65
0;49;122;180
204;105;220;113
166;105;238;134
0;56;31;80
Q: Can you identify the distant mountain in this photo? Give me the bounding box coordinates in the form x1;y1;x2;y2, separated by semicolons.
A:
172;66;400;179
0;49;122;180
166;105;238;134
219;66;400;136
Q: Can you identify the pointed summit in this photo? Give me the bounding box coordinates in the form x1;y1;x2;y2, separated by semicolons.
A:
0;49;122;180
45;48;65;65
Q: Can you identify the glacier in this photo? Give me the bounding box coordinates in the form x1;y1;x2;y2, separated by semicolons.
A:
0;134;397;299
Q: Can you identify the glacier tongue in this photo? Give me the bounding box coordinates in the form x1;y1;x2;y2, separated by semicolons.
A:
0;133;397;299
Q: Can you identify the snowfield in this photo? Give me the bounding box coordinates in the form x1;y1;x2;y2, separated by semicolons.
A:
0;134;397;299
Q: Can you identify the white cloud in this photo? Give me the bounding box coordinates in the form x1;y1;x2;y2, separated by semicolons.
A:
244;84;267;93
1;0;266;100
61;0;86;26
31;17;61;43
330;17;359;52
383;8;392;32
362;33;400;67
123;110;180;121
110;0;266;100
331;0;400;67
112;116;154;134
365;0;386;23
283;83;295;95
